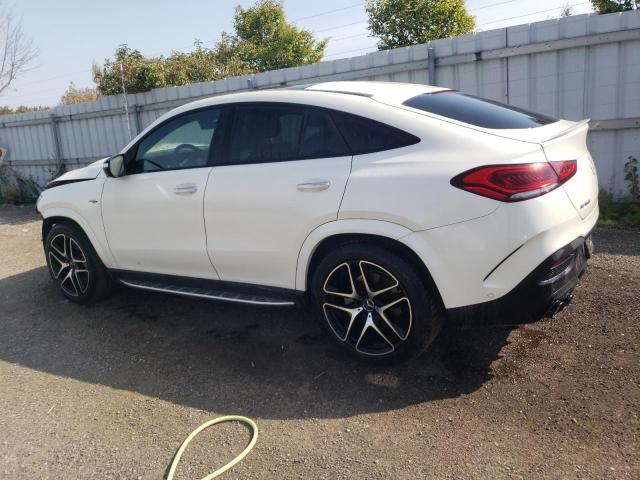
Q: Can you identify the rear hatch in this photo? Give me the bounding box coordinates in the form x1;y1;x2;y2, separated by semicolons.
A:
538;121;598;219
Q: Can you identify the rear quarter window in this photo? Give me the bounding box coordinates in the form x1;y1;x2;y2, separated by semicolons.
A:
403;92;556;129
330;111;420;155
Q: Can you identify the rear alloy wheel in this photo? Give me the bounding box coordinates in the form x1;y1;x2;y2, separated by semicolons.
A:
45;223;113;303
311;244;443;364
323;260;411;356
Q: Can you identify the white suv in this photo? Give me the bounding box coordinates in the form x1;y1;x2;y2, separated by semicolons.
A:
37;81;599;363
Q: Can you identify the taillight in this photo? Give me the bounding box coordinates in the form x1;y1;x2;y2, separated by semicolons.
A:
450;160;577;202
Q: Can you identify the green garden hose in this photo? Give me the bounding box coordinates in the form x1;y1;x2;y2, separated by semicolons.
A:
167;415;258;480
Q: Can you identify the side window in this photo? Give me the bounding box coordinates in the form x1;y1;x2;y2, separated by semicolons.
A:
331;111;419;155
227;105;304;165
131;109;220;173
299;109;350;158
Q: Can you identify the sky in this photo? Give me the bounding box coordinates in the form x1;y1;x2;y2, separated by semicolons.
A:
3;0;595;108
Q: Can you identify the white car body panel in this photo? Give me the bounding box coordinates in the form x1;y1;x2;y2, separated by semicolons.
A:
101;167;218;279
204;155;352;288
338;122;544;230
402;187;598;308
37;81;600;316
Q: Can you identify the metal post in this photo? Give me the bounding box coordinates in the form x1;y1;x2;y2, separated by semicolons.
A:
132;104;142;136
504;28;510;104
49;113;63;172
427;46;435;85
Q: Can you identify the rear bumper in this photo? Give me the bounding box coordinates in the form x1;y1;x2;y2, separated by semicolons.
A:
446;233;592;326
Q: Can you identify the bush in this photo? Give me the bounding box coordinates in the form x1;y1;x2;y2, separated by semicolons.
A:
0;165;41;205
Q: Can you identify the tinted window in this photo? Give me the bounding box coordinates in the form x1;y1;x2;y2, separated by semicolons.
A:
331;111;419;155
403;92;556;129
300;109;350;158
132;109;219;173
228;105;304;164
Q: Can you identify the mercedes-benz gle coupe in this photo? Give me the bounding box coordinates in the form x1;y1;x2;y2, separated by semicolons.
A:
37;81;599;363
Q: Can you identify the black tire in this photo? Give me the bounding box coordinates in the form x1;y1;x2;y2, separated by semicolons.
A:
310;243;444;365
44;222;113;304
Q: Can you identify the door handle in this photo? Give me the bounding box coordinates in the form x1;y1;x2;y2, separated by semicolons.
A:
297;179;331;191
173;183;198;195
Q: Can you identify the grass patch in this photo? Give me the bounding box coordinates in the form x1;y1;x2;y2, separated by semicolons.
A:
598;191;640;226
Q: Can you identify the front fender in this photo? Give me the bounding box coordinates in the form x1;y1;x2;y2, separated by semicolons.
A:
38;180;114;267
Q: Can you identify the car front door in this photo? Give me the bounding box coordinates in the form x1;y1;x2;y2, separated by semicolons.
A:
101;107;222;279
203;103;353;289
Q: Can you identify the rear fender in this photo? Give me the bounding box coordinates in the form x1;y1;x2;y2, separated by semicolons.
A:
295;219;414;291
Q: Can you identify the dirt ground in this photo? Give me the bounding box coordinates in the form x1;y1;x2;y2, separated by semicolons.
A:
0;205;638;480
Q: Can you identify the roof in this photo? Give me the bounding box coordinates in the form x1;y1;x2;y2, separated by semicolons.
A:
300;81;449;104
122;81;450;152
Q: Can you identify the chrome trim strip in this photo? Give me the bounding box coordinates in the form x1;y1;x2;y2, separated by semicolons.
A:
119;280;295;306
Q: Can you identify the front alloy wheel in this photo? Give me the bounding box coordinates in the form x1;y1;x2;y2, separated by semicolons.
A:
48;233;90;297
45;223;113;303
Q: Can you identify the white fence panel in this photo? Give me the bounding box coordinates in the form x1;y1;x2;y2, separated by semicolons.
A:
0;10;638;195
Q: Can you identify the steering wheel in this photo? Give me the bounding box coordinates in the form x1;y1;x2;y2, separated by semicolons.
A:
175;143;200;167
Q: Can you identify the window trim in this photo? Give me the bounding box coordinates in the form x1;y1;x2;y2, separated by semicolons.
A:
121;101;421;172
213;101;420;168
122;105;226;176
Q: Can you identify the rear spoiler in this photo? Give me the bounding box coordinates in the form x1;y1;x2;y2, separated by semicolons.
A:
543;119;590;142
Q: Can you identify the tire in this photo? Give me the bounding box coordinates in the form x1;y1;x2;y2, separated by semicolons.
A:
310;243;444;365
44;222;113;304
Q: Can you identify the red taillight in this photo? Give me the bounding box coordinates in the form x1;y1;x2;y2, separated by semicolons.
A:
450;160;577;202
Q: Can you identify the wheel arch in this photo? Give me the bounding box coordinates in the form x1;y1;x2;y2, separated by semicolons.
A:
296;220;442;301
40;208;114;267
42;216;84;242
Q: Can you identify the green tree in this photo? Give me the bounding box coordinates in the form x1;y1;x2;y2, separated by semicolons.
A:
163;38;252;86
233;0;328;71
91;1;327;96
590;0;638;13
60;82;100;105
92;45;165;95
366;0;476;50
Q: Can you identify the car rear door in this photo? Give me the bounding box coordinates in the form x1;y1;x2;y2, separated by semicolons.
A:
203;103;352;289
101;107;222;279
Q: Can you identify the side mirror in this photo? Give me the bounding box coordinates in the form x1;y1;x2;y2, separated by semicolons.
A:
103;154;125;178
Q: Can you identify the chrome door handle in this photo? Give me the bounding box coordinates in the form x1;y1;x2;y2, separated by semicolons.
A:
297;179;331;191
173;183;198;195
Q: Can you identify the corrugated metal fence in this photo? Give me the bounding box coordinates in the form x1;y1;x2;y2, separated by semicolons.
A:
1;10;639;195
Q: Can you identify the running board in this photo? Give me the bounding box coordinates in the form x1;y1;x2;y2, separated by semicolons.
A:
114;274;296;307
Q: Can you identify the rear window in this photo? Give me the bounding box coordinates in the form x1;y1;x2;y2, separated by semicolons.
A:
403;92;556;129
331;111;420;155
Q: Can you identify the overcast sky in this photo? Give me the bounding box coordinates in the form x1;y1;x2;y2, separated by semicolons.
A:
3;0;594;108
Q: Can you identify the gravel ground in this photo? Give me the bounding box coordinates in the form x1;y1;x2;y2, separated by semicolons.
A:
0;205;638;479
